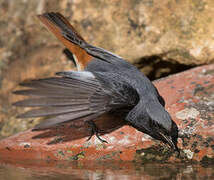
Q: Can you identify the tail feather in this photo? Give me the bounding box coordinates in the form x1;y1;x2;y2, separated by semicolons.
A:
38;12;128;71
37;12;92;70
43;12;86;42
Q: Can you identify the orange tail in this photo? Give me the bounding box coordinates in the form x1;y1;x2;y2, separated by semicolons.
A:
37;12;93;70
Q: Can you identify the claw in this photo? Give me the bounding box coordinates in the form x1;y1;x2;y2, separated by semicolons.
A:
86;120;108;143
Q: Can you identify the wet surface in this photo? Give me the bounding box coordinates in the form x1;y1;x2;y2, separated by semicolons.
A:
0;161;214;180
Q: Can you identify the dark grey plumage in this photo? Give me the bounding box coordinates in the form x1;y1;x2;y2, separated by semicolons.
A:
13;12;179;151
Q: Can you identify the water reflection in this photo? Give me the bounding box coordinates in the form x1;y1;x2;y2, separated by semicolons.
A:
0;161;213;180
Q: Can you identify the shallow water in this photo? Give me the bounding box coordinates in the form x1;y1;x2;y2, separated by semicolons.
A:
0;161;213;180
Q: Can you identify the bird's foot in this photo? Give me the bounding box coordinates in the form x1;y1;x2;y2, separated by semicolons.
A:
86;120;108;143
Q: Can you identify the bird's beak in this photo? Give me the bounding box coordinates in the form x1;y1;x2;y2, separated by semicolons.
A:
159;132;179;152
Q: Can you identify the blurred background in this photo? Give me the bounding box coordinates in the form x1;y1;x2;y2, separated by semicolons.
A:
0;0;214;138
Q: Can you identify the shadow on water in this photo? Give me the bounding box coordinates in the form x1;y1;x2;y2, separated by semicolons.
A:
0;160;214;180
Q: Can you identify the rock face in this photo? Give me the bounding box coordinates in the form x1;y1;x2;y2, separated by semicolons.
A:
0;64;213;163
2;0;214;67
69;0;214;65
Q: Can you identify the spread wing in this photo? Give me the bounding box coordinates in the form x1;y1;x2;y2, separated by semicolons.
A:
13;71;139;130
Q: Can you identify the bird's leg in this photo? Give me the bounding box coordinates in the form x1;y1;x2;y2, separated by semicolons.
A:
86;120;108;143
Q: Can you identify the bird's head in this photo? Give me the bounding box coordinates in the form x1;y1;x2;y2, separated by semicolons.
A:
148;118;179;152
145;100;179;152
127;98;179;151
130;99;179;152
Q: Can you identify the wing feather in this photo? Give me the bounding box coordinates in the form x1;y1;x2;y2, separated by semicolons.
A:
14;71;139;130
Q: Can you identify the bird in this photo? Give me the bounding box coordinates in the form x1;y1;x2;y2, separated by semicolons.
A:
13;12;179;151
